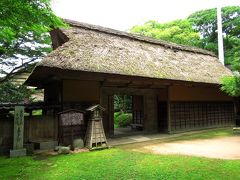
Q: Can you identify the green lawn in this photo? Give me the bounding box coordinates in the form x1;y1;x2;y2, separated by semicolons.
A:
1;148;240;179
1;128;239;180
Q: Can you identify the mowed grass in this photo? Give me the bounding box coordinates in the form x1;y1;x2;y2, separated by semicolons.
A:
1;128;239;180
1;149;240;179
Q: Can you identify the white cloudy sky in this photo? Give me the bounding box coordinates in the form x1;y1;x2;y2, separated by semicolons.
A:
52;0;240;31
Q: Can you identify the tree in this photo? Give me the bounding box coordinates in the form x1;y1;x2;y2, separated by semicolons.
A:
114;95;132;113
130;20;201;47
0;0;65;82
129;6;240;97
221;37;240;96
188;6;240;64
130;6;240;65
0;81;35;103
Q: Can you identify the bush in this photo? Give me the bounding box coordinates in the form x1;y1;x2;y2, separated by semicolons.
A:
114;112;132;128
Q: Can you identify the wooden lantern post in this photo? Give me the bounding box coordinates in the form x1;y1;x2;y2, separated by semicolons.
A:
85;105;108;150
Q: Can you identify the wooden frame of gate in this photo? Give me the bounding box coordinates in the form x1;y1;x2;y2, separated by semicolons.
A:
58;109;86;150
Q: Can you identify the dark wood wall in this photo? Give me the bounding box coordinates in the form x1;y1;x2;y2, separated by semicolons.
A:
0;113;57;155
49;76;235;136
44;81;62;104
170;101;235;132
24;115;58;142
170;85;233;101
0;118;13;155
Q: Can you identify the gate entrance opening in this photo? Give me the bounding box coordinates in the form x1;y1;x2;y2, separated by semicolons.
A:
113;95;144;136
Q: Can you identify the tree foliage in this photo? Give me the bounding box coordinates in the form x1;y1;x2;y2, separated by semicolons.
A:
221;75;240;97
0;0;65;82
188;6;240;64
216;7;240;97
130;20;200;47
130;6;240;97
130;6;240;66
221;39;240;97
0;81;35;103
114;95;132;112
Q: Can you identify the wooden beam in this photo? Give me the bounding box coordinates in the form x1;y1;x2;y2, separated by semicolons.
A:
28;66;220;89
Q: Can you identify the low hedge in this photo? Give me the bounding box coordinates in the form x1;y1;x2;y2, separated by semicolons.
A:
114;112;132;128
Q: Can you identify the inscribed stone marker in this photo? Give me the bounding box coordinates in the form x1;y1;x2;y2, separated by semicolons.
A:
10;106;26;157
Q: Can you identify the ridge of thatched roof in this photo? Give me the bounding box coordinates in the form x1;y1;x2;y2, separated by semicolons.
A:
63;19;215;57
29;19;232;85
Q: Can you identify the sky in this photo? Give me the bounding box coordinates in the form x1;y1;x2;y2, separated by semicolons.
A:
51;0;240;31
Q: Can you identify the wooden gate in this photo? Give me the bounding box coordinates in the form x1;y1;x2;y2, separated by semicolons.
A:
58;109;86;148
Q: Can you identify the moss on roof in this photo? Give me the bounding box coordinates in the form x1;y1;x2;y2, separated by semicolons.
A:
36;19;232;84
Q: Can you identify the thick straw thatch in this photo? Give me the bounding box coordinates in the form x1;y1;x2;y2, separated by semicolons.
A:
32;19;232;84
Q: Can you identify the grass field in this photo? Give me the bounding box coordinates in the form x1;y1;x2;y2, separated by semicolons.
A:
1;129;239;180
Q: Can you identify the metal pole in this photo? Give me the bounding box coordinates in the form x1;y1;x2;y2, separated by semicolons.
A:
217;5;224;65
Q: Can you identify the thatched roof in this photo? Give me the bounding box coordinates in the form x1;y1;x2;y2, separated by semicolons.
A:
28;19;232;85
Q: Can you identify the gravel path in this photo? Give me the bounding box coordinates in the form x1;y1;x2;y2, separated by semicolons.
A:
133;136;240;159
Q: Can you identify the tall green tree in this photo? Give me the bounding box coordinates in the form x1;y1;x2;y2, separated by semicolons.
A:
188;6;240;64
221;37;240;97
130;20;201;47
0;0;65;82
130;6;240;65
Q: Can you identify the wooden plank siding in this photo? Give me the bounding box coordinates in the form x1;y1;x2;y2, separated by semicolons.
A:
170;101;235;132
24;115;58;142
0;118;13;155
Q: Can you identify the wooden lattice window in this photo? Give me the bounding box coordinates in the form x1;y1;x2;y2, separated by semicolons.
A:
170;102;234;131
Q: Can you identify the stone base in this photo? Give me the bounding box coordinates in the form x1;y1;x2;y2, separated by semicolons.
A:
10;148;26;157
233;127;240;134
57;146;70;154
33;140;58;150
40;141;57;150
73;138;84;149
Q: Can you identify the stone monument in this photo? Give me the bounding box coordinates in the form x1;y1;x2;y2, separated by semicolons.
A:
10;106;26;157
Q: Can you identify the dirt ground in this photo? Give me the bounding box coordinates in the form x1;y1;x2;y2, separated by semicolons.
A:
123;136;240;160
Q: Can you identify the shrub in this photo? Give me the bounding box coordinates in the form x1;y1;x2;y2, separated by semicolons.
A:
114;112;132;128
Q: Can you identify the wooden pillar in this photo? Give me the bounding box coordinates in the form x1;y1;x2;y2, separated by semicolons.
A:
144;90;158;132
24;116;30;142
167;86;172;133
60;80;63;111
108;95;114;137
100;87;107;134
100;87;112;137
234;97;240;126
